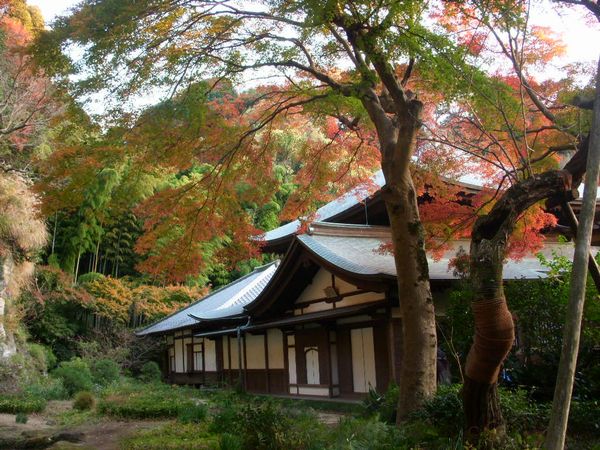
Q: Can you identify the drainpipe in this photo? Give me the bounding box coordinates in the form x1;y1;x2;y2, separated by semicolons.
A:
236;317;251;392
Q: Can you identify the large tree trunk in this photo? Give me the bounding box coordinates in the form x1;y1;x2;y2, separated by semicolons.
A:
465;171;571;441
379;99;437;421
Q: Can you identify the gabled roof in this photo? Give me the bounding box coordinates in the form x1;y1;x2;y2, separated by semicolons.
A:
300;222;568;281
247;222;590;317
136;261;279;336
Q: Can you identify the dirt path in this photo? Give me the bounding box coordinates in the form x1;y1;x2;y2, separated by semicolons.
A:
50;420;166;450
0;404;166;450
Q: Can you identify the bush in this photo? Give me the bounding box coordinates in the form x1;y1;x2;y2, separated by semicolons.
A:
24;378;68;400
27;343;49;373
569;400;600;435
210;397;327;450
91;359;120;385
404;384;551;438
51;358;93;397
0;394;46;414
362;382;399;424
73;391;96;411
178;403;208;424
138;361;161;382
330;417;404;450
77;272;105;285
408;384;463;436
499;387;549;434
15;413;28;424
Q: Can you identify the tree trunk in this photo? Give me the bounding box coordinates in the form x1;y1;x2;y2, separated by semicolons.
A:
545;59;600;450
379;100;437;421
0;255;16;359
74;248;81;284
51;211;58;255
465;171;571;441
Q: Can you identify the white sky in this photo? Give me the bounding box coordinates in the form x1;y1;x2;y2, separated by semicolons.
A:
30;0;600;67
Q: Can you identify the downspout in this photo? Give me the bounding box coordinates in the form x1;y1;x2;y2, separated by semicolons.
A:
237;317;251;392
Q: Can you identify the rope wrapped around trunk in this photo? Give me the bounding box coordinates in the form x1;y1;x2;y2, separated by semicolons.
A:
465;298;515;384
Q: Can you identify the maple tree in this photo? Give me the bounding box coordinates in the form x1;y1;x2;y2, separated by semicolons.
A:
37;0;597;430
415;0;599;440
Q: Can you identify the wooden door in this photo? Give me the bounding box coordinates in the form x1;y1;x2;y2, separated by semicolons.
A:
350;327;377;393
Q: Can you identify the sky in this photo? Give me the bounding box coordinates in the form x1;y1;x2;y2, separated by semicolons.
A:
30;0;600;66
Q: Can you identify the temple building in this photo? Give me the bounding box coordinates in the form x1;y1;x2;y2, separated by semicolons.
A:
136;172;599;398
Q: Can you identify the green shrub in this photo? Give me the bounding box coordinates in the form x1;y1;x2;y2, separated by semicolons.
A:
362;382;399;424
44;347;57;370
499;387;549;434
330;417;404;450
51;358;93;397
0;394;46;414
73;391;96;411
27;343;49;373
91;359;120;385
121;423;220;450
178;403;208;424
24;378;68;400
77;272;105;285
15;413;28;424
569;400;600;435
219;433;243;450
408;384;463;436
210;396;327;450
138;361;161;382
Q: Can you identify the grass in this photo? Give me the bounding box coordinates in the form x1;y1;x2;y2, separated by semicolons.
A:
0;394;47;414
97;379;204;419
120;423;221;450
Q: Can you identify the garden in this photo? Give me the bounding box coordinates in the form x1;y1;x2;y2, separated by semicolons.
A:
1;349;599;449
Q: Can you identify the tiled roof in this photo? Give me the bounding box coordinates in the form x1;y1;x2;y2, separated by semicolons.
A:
135;261;279;336
299;222;584;280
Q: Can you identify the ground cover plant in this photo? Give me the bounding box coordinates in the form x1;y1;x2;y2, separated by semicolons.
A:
1;370;599;449
97;379;203;419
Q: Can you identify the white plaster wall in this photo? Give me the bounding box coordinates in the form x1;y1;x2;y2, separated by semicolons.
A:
295;269;382;314
298;386;329;396
204;339;217;371
267;329;284;369
351;327;377;393
229;336;241;369
246;334;266;369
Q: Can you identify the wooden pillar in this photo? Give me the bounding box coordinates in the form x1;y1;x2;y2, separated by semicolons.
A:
264;332;271;393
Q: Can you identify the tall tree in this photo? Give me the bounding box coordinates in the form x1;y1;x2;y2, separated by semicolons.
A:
428;0;600;439
41;0;496;417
